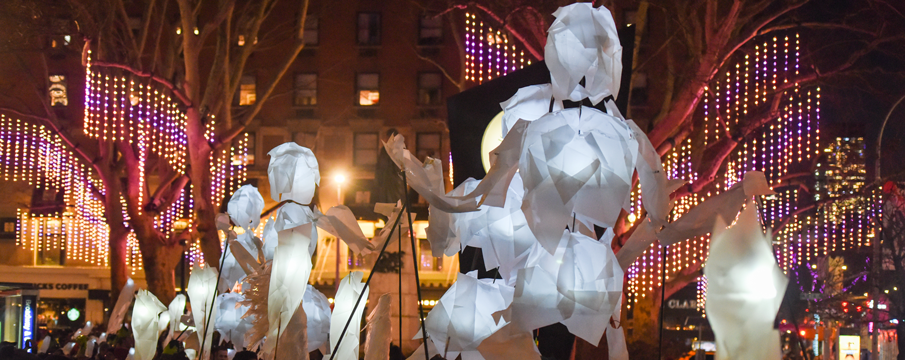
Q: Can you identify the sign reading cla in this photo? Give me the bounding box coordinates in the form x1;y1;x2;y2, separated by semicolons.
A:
667;299;698;310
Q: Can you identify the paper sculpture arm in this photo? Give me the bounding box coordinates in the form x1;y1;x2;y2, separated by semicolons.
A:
316;205;376;254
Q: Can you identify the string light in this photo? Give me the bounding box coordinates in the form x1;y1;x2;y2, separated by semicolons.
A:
464;12;530;84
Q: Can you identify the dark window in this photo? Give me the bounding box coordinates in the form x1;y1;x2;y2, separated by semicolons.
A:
294;73;317;106
416;132;441;160
630;72;648;106
353;132;379;167
418;73;442;106
263;134;287;163
293;132;317;150
418;15;443;45
358;13;381;46
357;73;380;106
302;15;318;45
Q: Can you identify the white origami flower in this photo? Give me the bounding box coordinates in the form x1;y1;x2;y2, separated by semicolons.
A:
705;200;788;360
228;185;265;231
545;3;622;104
423;271;514;360
327;272;369;360
163;294;186;345
267;142;320;203
187;264;220;359
131;290;167;360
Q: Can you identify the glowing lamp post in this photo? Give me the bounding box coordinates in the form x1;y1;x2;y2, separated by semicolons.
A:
334;172;347;291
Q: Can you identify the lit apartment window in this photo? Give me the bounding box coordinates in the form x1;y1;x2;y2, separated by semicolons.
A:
419;15;443;45
353;132;379;167
294;73;317;106
416;132;441;160
418;73;442;106
302;16;318;45
238;75;256;106
358;13;381;46
49;75;67;106
357;73;379;106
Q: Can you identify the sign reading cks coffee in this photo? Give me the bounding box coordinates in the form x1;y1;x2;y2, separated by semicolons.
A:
31;283;90;290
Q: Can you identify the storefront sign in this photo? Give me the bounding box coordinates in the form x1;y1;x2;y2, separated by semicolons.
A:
667;299;698;310
21;297;35;351
30;283;90;291
839;334;860;360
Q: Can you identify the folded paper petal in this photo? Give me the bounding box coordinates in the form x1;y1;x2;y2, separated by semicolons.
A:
327;271;369;360
264;220;313;357
132;290;167;360
303;285;333;353
107;278;136;334
187;264;220;359
215;292;253;350
316;205;376;254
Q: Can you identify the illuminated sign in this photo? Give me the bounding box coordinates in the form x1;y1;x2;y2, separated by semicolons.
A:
667;299;698;310
22;299;34;346
839;335;860;360
67;308;81;321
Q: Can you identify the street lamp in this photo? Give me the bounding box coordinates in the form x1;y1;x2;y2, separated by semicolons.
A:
334;172;347;291
872;93;905;358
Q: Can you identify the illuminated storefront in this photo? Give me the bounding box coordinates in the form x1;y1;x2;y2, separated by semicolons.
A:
0;285;38;350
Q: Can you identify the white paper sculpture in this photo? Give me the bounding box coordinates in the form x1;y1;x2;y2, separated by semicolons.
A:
474;322;540;360
327;271;369;360
107;278;136;334
261;216;278;261
500;84;563;137
605;298;629;360
422;271;514;360
215;292;253;350
163;294;186;345
303;285;333;353
510;230;623;345
273;301;308;360
85;337;97;358
187;264;219;359
383;135;479;213
267;142;320;203
316;205;376;254
545;2;622;104
364;294;392;360
228;185;265;231
132;290;167;360
264;218;314;357
705;200;787;360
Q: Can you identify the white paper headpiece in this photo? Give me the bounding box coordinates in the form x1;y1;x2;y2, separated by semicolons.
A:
267;142;320;203
228;185;265;231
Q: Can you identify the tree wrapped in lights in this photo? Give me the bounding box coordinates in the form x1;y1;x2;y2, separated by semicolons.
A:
0;0;313;301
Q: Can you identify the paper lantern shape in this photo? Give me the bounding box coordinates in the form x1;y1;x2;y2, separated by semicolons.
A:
215;292;253;350
132;290;167;360
303;284;333;353
187;264;219;359
264;219;314;357
422;271;514;360
545;3;622;104
658;171;774;246
510;230;623;345
327;271;369;360
262;215;278;261
519;107;639;253
107;278;136;334
273;202;318;254
163;294;186;345
38;335;51;353
267;142;320;203
316;205;376;254
705;200;788;360
364;294;392;360
85;337;97;358
228;185;265;231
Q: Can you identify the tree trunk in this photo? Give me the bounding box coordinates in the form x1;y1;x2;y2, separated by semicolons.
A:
136;233;183;304
109;226;131;304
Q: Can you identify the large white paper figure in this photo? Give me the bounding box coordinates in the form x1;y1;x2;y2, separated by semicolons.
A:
422;271;514;360
315;205;376;254
228;185;265;231
215;293;253;350
107;278;136;334
187;264;219;359
658;171;774;245
545;3;622;104
267;142;320;203
364;294;392;360
274;301;308;360
511;230;623;345
264;218;313;357
705;200;787;360
132;290;167;360
303;284;333;353
163;294;186;345
327;271;369;360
